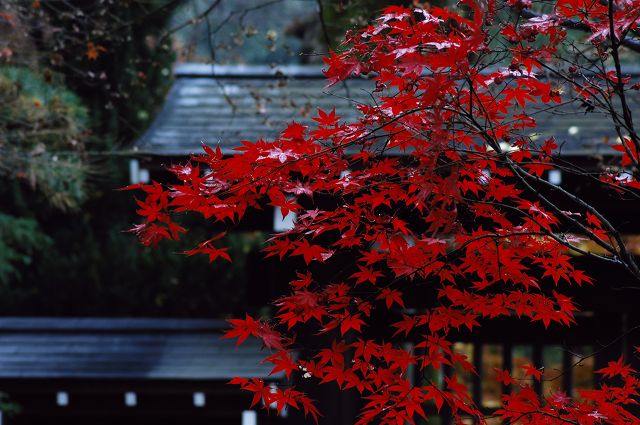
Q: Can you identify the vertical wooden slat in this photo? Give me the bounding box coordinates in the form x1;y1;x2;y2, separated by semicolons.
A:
502;343;512;396
562;349;573;396
442;362;453;425
532;345;542;396
473;343;482;408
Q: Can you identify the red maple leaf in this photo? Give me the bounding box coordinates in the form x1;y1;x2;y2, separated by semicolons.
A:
291;239;329;264
494;368;517;385
340;314;365;335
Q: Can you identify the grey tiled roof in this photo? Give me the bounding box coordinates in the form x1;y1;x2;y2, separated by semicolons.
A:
0;317;278;380
133;63;640;157
135;64;372;156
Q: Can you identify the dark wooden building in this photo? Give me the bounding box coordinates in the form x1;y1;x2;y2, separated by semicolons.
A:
0;318;285;425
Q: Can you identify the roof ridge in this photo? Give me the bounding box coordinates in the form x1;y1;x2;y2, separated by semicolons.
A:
174;63;326;78
173;62;640;79
0;317;228;333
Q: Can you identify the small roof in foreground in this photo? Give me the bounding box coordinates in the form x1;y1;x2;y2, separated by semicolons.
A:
133;63;640;157
0;317;277;380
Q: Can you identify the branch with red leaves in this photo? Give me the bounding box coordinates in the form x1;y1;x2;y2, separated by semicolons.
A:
128;1;640;424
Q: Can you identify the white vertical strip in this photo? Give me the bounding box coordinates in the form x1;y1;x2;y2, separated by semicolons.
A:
138;168;150;183
56;391;69;407
548;169;562;185
193;392;206;407
129;159;140;185
241;410;257;425
124;392;137;407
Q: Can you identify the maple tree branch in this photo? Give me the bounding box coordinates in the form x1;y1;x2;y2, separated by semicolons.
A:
463;87;614;246
127;2;640;421
542;323;640;385
160;0;223;43
533;61;640;168
607;0;640;162
464;80;640;281
462;198;626;263
520;8;640;53
462;147;640;200
315;0;333;49
511;163;640;280
186;106;426;201
509;409;581;425
354;230;581;308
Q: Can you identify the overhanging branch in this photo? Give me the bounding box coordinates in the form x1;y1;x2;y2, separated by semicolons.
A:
521;9;640;53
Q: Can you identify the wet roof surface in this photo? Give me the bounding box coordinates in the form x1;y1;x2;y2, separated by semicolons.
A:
0;317;277;380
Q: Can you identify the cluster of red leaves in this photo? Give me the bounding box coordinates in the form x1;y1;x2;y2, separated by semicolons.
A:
128;1;640;424
229;377;321;423
497;359;640;425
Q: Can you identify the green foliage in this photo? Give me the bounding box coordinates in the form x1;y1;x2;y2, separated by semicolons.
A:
0;392;21;416
0;66;89;134
0;158;269;316
34;0;177;142
0;213;52;285
0;66;90;210
0;0;278;317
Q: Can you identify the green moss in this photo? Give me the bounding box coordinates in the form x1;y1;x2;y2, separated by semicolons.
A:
0;213;52;285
